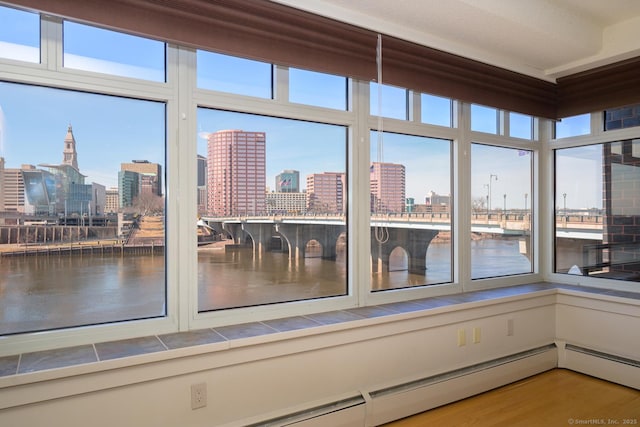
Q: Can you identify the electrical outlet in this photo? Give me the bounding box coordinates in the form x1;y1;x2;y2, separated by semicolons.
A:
191;383;207;410
472;327;481;343
457;329;466;346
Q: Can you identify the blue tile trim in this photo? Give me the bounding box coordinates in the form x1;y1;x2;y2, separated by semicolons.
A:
2;283;638;377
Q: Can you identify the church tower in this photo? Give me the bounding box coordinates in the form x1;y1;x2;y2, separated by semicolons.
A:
62;124;79;170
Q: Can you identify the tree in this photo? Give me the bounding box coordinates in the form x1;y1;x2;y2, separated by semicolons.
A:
131;193;164;216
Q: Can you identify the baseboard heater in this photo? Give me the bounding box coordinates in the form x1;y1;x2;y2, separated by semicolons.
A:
565;344;640;368
246;395;366;427
249;344;557;427
371;344;557;399
563;343;640;390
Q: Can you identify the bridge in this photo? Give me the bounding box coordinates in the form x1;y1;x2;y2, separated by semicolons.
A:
200;212;603;275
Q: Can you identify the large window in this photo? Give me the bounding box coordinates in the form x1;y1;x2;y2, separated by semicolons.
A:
0;6;573;355
555;140;640;281
196;108;348;310
471;144;533;279
0;82;166;335
370;131;452;290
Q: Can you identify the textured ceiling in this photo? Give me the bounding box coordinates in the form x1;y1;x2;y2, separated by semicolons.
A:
271;0;640;81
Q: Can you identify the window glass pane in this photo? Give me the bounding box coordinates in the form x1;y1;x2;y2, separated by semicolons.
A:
471;104;498;134
196;108;347;310
370;83;407;120
289;68;347;110
555;140;640;281
0;5;39;63
555;114;590;138
421;94;452;127
371;131;452;290
604;105;640;131
509;112;533;139
0;82;166;335
63;21;165;82
197;50;272;98
471;144;532;279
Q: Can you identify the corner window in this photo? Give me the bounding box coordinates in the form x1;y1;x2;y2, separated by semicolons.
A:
0;5;39;63
555;140;640;281
370;131;452;290
63;21;165;82
471;143;533;279
0;82;166;335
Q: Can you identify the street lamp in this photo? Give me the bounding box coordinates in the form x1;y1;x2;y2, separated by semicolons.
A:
488;174;498;210
503;194;507;212
563;193;567;216
524;193;528;211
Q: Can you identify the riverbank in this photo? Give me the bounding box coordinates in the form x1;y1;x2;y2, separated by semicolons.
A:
0;240;163;257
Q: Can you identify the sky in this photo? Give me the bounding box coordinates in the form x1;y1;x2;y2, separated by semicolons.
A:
0;4;600;210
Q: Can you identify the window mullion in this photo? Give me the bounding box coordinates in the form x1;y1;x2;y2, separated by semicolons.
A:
458;102;472;289
173;45;197;331
352;79;372;306
40;13;61;70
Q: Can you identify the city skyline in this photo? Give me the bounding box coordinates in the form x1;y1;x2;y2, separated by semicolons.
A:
0;6;603;211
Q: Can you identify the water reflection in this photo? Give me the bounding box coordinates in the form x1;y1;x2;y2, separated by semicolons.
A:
1;238;530;335
0;254;165;335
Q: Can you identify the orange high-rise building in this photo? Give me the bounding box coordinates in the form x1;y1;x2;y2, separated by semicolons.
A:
207;129;266;216
370;162;406;213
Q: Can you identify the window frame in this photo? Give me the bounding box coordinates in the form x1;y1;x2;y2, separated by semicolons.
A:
548;110;640;292
16;6;640;356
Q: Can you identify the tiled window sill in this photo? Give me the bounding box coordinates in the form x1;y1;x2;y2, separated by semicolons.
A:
1;282;638;379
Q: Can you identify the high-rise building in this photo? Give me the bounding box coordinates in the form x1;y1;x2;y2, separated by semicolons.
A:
120;160;162;196
197;154;207;187
91;182;106;216
207;129;266;216
370;162;406;213
105;187;119;214
275;170;300;193
0;157;5;211
39;124;92;215
197;155;207;215
1;165;25;213
118;170;139;208
265;191;307;215
306;172;345;214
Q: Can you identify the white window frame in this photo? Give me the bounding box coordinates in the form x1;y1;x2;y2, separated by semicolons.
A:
14;5;635;355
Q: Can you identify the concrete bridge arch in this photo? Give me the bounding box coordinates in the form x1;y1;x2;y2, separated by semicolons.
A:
371;227;439;275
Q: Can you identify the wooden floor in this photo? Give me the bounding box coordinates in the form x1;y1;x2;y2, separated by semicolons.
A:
385;369;640;426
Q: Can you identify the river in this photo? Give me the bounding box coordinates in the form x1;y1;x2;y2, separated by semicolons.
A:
0;238;531;335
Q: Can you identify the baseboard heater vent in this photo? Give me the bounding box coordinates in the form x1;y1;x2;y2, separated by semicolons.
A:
245;344;557;426
246;395;366;427
565;344;640;368
371;343;556;399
